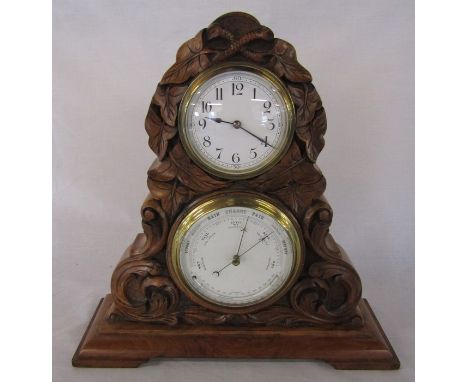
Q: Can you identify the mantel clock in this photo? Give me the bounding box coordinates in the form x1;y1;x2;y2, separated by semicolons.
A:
73;12;399;370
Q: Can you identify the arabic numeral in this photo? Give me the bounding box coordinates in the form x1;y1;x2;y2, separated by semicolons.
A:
232;83;243;96
250;148;257;159
232;152;240;163
215;148;223;159
198;119;206;129
203;136;211;147
202;101;212;113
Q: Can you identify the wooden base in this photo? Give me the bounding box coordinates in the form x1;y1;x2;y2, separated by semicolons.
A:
72;295;399;369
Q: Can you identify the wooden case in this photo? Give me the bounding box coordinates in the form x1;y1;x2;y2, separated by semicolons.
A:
72;12;400;370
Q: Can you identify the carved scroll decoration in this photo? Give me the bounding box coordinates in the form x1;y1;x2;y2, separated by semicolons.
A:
110;13;362;327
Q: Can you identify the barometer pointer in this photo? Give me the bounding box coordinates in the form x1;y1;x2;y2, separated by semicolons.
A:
237;231;274;260
204;117;276;149
232;217;249;266
212;231;274;276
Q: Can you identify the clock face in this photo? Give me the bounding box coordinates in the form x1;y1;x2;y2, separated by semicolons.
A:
178;63;295;179
168;194;303;312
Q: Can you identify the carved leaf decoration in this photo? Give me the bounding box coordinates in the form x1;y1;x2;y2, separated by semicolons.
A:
246;306;316;326
250;142;323;190
268;39;312;83
146;143;228;218
147;158;177;182
147;179;193;221
271;181;323;217
151;313;179;326
168;143;229;193
250;142;325;216
288;83;327;162
145;105;177;160
153;85;187;127
249;141;301;190
160;30;213;85
288;83;321;126
182;306;233;325
296;107;327;162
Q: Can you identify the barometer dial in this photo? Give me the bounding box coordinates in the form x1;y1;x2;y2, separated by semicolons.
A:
168;193;304;313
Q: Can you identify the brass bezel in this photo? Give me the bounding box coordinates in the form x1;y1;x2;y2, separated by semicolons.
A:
177;62;296;180
166;191;304;314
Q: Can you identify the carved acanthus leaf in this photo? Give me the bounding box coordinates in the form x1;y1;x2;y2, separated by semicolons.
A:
147;158;177;182
168;143;229;193
267;39;312;83
146;144;228;218
147;179;193;221
145;105;177;160
298;107;327;162
160;30;214;85
289;262;362;323
288;83;327;162
246;305;320;326
111;258;179;323
153;85;187;127
249;142;326;216
288;83;321;125
181;306;233;325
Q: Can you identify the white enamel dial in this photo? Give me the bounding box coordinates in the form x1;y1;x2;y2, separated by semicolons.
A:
177;205;296;307
179;64;294;179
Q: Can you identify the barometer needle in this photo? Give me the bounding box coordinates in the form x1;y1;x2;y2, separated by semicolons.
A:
235;217;249;257
204;117;276;149
213;231;274;276
237;231;274;260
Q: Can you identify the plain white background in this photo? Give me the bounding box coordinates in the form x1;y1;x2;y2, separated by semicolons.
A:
53;1;414;381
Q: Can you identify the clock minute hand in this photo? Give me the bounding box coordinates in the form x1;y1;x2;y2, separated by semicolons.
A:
236;124;276;149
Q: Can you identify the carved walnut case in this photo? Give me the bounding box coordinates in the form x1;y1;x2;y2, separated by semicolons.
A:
109;12;363;329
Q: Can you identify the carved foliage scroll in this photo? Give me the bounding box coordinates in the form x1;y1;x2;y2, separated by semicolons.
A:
110;198;179;323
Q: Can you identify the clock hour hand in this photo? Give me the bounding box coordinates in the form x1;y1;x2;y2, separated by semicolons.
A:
205;117;233;125
204;117;276;149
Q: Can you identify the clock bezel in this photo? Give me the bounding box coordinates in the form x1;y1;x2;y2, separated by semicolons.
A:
166;190;305;314
177;62;296;180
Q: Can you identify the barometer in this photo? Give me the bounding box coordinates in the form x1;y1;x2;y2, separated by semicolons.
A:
167;193;303;312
